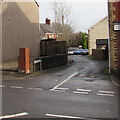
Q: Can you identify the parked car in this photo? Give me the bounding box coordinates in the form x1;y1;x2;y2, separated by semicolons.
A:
68;47;78;55
68;49;75;55
74;49;83;55
82;49;89;55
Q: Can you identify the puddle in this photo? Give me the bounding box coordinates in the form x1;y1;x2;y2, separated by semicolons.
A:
79;74;85;77
84;77;96;82
56;73;63;76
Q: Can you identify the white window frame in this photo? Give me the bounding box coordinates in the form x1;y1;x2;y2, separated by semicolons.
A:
113;22;120;31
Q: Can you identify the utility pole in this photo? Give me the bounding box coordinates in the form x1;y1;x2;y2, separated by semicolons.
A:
62;15;64;25
62;15;64;41
55;11;57;34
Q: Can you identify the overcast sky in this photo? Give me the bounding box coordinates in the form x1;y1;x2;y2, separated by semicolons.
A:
37;0;108;33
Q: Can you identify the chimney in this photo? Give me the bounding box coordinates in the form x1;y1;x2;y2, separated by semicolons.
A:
46;18;50;25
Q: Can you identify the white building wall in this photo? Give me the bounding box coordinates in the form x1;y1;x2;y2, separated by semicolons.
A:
88;17;109;55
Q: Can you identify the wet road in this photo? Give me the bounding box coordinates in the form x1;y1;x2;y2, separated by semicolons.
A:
2;55;119;119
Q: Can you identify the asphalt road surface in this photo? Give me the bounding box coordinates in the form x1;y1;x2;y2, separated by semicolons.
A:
1;55;119;119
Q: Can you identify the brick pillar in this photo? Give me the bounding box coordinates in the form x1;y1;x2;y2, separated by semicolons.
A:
18;48;30;74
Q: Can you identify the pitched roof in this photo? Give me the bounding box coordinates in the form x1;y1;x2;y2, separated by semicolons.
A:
3;0;39;6
40;24;55;34
88;16;108;30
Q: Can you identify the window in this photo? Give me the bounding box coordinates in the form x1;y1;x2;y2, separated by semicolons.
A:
113;22;120;31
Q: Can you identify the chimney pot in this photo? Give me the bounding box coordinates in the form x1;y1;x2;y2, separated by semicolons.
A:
46;18;50;25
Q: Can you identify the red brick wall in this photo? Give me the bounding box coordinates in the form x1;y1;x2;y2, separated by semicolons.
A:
92;49;108;60
113;1;120;73
108;1;120;73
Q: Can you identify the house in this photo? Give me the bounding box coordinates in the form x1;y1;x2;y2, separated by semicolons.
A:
1;0;40;62
108;1;120;75
88;17;109;55
40;18;57;40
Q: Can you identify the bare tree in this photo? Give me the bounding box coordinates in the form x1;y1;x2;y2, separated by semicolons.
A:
51;2;74;44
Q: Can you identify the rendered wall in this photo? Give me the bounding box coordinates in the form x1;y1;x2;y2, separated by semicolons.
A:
2;1;40;62
88;17;109;55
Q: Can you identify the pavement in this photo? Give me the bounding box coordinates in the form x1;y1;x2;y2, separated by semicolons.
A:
0;61;29;80
0;60;18;71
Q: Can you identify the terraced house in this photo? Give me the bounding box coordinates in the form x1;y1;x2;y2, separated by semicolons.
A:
1;0;40;62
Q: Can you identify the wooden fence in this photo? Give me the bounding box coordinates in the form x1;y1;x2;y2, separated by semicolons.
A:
40;40;67;56
32;40;68;72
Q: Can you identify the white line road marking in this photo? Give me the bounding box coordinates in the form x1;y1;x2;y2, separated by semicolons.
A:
50;89;65;92
73;91;88;94
98;90;114;94
77;89;91;92
10;86;23;89
96;93;113;97
52;71;79;90
0;112;28;119
46;114;99;120
0;85;5;87
28;87;42;90
55;87;69;90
